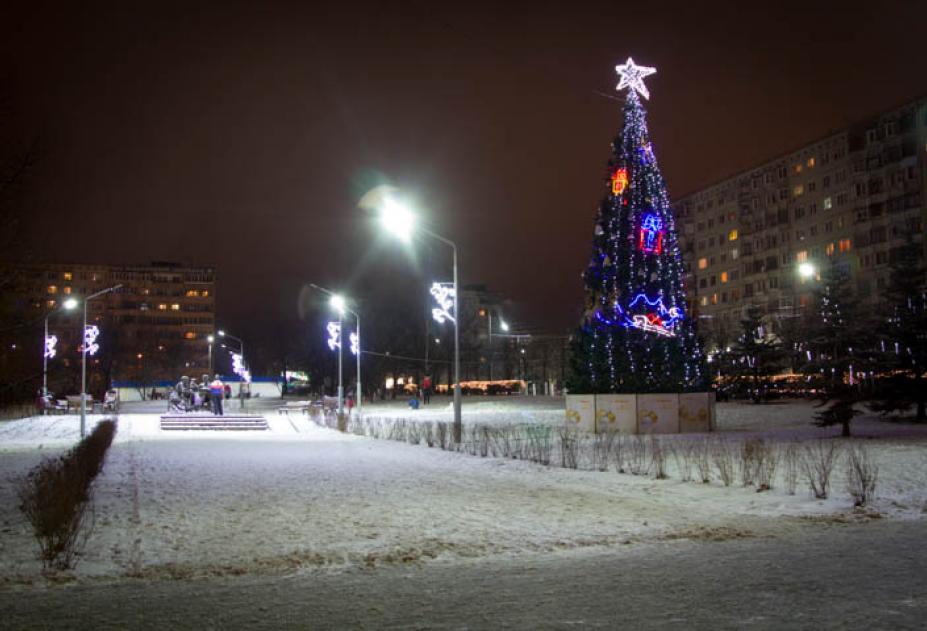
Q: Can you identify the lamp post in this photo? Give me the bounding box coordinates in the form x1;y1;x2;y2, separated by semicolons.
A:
42;297;78;403
207;334;215;375
81;284;121;437
379;195;462;442
486;313;508;383
311;284;362;418
218;330;246;408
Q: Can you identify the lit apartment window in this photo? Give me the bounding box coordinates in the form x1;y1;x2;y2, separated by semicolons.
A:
825;243;835;256
839;238;852;253
720;271;729;283
185;290;199;297
141;288;150;295
795;164;803;174
47;299;56;308
699;296;708;306
793;185;804;197
170;303;181;311
807;157;815;168
158;303;168;311
728;229;738;241
63;287;72;295
47;285;57;294
63;272;73;281
731;248;739;260
202;290;209;298
711;293;719;305
796;251;808;263
698;258;708;270
184;331;197;340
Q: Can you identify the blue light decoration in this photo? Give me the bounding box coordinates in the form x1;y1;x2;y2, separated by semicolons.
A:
594;293;684;338
638;213;664;254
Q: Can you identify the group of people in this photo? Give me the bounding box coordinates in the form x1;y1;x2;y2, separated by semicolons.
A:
168;374;230;415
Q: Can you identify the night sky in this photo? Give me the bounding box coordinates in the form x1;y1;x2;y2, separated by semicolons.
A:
4;1;927;352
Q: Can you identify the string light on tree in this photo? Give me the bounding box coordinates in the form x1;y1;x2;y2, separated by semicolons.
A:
567;57;706;394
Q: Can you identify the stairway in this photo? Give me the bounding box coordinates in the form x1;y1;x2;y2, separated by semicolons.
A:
160;414;269;431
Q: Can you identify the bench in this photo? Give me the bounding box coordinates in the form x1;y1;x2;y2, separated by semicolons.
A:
65;395;94;413
277;401;311;415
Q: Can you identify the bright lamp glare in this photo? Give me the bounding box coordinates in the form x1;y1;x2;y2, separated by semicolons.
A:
500;319;510;332
381;197;415;242
218;330;226;336
62;298;78;310
330;294;346;315
207;335;215;343
798;262;815;278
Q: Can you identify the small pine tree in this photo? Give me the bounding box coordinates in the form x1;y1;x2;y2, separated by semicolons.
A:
729;307;784;403
568;59;706;394
870;236;927;420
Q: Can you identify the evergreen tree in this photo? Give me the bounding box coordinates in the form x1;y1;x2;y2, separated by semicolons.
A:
870;236;927;420
568;59;705;394
729;307;784;403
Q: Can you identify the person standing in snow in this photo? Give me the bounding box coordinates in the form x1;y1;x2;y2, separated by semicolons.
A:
209;375;225;416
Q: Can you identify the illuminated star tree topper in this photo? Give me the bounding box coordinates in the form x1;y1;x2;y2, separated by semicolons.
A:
615;57;657;100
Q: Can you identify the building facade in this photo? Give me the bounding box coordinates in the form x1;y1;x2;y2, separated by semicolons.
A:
3;261;216;397
676;96;927;349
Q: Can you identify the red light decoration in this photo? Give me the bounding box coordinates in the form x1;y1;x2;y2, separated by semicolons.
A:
611;168;628;195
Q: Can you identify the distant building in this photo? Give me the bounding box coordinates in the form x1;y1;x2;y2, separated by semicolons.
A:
2;261;216;396
676;96;927;348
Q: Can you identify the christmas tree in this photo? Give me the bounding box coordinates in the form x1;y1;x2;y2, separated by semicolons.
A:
568;58;705;394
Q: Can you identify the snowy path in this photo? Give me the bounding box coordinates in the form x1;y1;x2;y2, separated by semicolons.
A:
1;521;924;629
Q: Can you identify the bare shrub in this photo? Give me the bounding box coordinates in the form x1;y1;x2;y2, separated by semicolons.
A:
754;442;780;491
592;430;616;472
478;426;492;457
626;435;650;476
17;419;117;570
525;425;553;465
423;422;435;447
845;444;878;507
739;439;760;487
407;422;421;445
801;440;839;499
782;442;800;495
672;439;694;482
435;422;448;450
649;435;668;479
612;434;626;473
694;438;712;483
558;425;580;469
711;438;736;487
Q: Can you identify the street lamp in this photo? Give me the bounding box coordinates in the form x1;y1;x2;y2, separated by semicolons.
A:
207;334;215;375
379;194;462;442
798;262;816;279
311;284;362;418
81;285;121;437
218;330;247;408
42;297;78;404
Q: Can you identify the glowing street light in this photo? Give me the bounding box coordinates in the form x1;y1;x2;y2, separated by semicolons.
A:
81;285;121;437
378;194;462;442
42;297;79;406
207;334;215;374
798;262;816;279
218;329;248;408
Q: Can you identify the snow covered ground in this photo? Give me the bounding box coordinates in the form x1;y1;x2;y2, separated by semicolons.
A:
0;398;925;588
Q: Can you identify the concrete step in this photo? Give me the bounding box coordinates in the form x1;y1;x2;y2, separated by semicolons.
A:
160;414;269;431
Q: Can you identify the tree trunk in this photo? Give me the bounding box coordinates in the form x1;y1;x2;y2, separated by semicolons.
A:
842;420;851;437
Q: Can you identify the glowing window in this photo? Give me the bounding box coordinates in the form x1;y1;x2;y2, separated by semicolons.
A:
825;243;835;256
795;164;803;174
185;290;199;297
202;290;209;297
796;251;808;263
731;249;739;260
839;238;852;253
141;288;151;295
698;258;708;270
711;293;719;305
63;287;72;295
47;285;58;294
47;299;56;308
807;157;815;168
720;271;729;283
793;185;804;197
171;303;181;311
158;303;167;311
699;296;708;306
63;272;73;281
184;331;197;340
823;197;832;210
728;229;738;241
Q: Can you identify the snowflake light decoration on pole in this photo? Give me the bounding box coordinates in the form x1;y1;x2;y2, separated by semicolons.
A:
44;335;58;359
83;325;100;357
430;282;456;325
349;332;359;356
231;352;251;382
567;58;706;394
327;321;341;351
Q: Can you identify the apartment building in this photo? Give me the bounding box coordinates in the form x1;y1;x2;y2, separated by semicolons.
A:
676;96;927;348
5;261;216;386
